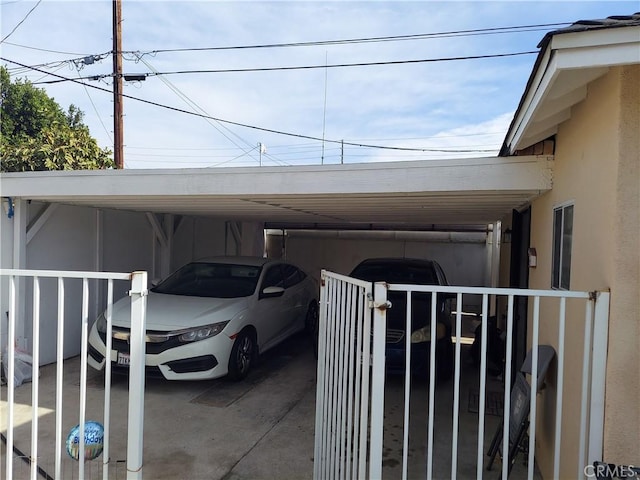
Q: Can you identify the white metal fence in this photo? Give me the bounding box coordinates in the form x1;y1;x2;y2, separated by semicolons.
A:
314;270;610;480
313;271;388;480
0;268;147;480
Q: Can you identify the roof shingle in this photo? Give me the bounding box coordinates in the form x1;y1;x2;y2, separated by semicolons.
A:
538;12;640;47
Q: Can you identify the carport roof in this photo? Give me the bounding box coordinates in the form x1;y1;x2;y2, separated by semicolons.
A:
1;156;552;229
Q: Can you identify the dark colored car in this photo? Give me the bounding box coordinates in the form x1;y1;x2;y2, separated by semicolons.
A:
349;258;453;382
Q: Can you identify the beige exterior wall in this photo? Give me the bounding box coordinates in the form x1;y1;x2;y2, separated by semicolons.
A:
527;65;639;477
607;64;640;463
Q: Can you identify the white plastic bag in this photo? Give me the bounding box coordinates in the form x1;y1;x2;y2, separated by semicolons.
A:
2;346;33;387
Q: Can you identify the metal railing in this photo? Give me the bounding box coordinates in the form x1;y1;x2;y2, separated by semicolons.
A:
313;271;384;480
0;268;147;480
314;270;610;480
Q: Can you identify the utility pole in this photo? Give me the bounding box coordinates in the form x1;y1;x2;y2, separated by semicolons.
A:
113;0;124;169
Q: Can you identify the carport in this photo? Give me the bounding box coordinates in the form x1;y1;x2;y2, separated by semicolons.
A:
0;155;554;478
2;155;553;350
2;156;551;224
2;154;552;287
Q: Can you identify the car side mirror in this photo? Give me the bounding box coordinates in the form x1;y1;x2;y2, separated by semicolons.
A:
261;286;285;299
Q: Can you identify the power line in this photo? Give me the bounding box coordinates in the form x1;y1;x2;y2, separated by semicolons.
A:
151;50;537;76
130;132;505;151
1;57;499;154
74;64;113;144
0;20;563;84
34;50;538;84
135;55;289;167
2;21;569;60
1;41;90;56
6;20;557;84
1;0;43;43
0;22;559;65
131;22;569;55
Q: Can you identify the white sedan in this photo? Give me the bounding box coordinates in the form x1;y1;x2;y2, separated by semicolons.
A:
87;257;318;381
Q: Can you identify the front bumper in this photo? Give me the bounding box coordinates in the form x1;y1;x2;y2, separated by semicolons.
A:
87;325;234;381
384;323;452;379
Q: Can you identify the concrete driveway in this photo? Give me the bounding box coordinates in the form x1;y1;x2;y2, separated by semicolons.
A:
2;332;317;480
2;336;538;480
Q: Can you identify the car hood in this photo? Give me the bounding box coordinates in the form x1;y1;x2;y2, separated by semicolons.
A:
109;292;251;331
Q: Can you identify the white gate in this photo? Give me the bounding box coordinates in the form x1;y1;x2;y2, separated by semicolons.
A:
314;270;610;480
0;268;147;480
313;271;388;479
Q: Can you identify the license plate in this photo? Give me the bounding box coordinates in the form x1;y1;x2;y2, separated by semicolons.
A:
117;352;130;366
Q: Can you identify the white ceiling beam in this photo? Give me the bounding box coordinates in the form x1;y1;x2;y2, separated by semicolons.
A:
548;69;607;99
26;203;59;245
518;126;560;152
145;213;168;248
546;83;587;107
229;221;242;246
526;110;571;138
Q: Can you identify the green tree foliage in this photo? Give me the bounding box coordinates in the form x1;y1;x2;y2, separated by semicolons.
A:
1;66;114;172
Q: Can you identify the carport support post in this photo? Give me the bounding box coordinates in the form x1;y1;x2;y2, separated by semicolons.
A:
11;199;27;346
127;271;148;480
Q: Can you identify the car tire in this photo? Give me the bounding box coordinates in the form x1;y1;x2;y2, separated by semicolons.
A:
228;330;256;381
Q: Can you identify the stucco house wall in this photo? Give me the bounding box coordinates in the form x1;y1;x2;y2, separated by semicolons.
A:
527;64;639;477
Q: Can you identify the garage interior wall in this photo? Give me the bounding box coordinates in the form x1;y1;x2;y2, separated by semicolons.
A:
172;219;265;276
172;216;227;273
16;202;161;364
267;229;494;320
0;201;264;365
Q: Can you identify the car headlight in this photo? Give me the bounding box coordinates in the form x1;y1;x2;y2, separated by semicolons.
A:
95;313;107;333
177;321;230;343
410;323;446;343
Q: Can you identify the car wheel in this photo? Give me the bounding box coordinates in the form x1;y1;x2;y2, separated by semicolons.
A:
228;331;255;381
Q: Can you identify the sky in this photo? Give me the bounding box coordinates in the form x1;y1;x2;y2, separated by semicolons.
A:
1;0;638;169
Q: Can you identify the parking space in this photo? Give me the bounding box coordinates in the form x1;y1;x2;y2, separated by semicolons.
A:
1;332;317;480
0;332;544;479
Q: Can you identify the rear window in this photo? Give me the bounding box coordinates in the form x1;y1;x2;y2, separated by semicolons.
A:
350;262;438;285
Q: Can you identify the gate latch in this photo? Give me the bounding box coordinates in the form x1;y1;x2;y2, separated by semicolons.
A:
367;293;392;311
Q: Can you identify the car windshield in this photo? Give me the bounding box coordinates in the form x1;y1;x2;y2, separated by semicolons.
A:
351;262;438;285
151;262;262;298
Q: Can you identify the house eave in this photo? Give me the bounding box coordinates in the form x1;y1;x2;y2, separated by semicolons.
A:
502;24;640;156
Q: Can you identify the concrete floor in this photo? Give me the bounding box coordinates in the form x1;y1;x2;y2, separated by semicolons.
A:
1;334;538;479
